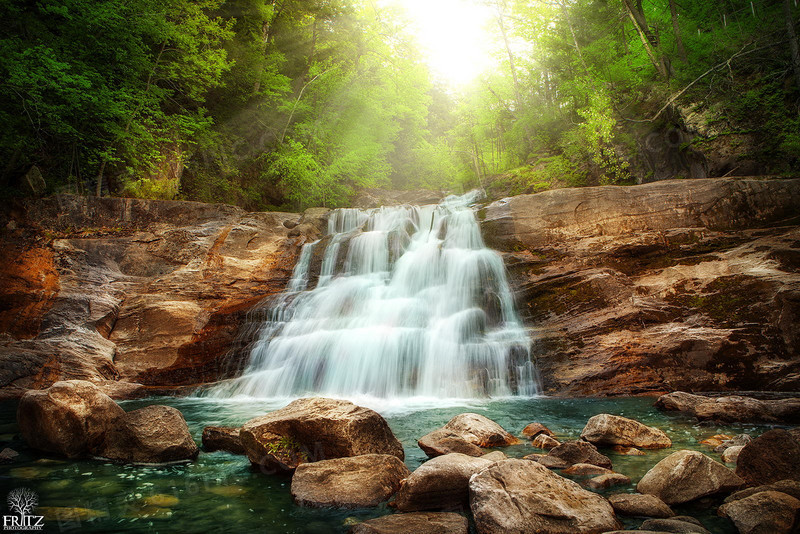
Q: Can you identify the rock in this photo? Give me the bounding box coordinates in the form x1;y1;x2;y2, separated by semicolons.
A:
607;493;674;518
637;450;744;504
722;445;744;464
392;453;494;512
439;413;520;447
0;448;19;463
563;463;614;476
640;516;711;533
585;473;631;490
349;512;468;534
612;445;646;456
547;440;613;469
581;414;671;449
735;429;800;485
718;490;800;534
291;454;409;508
38;507;109;522
533;455;570;469
417;429;484;458
469;459;620;534
522;422;554;439
16;380;124;458
715;434;752;453
240;398;403;472
201;426;244;454
724;479;800;503
699;434;732;448
532;434;560;450
98;405;198;464
655;392;800;424
480;451;506;461
142;494;179;507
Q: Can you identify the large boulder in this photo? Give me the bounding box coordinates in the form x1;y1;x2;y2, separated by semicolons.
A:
469;459;620;534
349;512;468;534
580;414;671;449
718;491;800;534
239;398;403;472
98;405;198;464
640;516;710;533
422;413;518;448
724;479;800;503
735;428;800;485
522;423;554;439
290;454;409;508
655;392;800;424
16;380;124;458
201;426;244;454
607;493;674;518
637;450;744;505
547;441;612;469
417;429;484;458
393;453;494;512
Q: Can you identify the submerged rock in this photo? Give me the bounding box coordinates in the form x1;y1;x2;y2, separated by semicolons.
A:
611;445;646;456
637;450;743;505
469;459;620;534
291;454;409;508
640;516;711;534
98;405;198;464
349;512;468;534
581;414;671;449
240;398;403;472
17;380;124;458
202;426;244;454
607;493;674;518
655;392;800;424
547;440;613;469
392;453;494;512
718;490;800;534
735;428;800;485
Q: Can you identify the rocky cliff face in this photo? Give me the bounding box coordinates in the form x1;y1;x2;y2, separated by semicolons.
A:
0;195;326;398
482;178;800;395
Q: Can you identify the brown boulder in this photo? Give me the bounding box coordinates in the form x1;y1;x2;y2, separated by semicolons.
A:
417;429;484;458
607;493;674;518
581;414;671;449
725;479;800;503
392;453;494;512
349;512;468;534
585;473;631;490
532;434;560;450
291;454;409;508
522;422;554;439
718;491;800;534
98;405;198;464
721;445;744;464
469;459;620;534
547;440;613;469
440;413;520;447
637;450;744;505
201;426;244;454
563;463;614;476
240;398;403;472
17;380;124;458
735;428;800;485
640;517;710;533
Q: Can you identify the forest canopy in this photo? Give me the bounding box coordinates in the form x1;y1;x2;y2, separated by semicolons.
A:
1;0;798;210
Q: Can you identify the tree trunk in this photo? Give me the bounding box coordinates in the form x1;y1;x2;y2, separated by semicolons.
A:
785;0;800;88
494;6;523;112
621;0;668;79
668;0;687;62
95;160;106;197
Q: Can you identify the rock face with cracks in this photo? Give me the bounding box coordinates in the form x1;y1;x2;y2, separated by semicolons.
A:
655;392;800;423
469;459;620;534
718;490;800;534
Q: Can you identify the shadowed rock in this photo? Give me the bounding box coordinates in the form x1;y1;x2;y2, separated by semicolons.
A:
201;426;244;454
547;440;613;469
640;516;710;533
718;490;800;534
99;405;198;464
735;429;800;485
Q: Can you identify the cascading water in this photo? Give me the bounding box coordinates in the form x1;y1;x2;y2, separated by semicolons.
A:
211;191;539;399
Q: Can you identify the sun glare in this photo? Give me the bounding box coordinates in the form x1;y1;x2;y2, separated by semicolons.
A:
384;0;496;87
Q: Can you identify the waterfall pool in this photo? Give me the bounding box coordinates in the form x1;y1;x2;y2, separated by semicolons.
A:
0;395;774;533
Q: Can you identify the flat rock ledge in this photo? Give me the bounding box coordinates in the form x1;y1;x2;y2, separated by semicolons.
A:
349;512;468;534
291;454;409;508
655;392;800;424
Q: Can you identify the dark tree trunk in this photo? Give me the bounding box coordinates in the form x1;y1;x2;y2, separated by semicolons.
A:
784;0;800;88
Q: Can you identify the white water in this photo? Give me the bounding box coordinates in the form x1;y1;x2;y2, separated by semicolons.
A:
210;191;539;399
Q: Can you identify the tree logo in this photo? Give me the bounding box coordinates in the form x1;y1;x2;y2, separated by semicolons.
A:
3;488;44;531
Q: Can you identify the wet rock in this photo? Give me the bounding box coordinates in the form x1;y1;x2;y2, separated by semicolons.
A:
349;511;468;534
547;440;613;469
581;414;671;449
291;454;409;508
392;453;494;512
201;426;244;454
17;380;124;458
38;507;109;522
735;428;800;485
532;433;560;450
418;429;484;458
563;463;614;476
655;392;800;424
142;494;179;507
469;459;620;534
521;422;554;439
612;445;646;456
607;493;674;518
438;413;520;447
715;434;752;453
724;479;800;503
240;398;403;472
718;490;800;534
700;434;732;448
721;445;744;464
531;455;570;469
640;516;711;533
98;405;198;464
637;450;744;505
585;473;631;490
0;448;19;463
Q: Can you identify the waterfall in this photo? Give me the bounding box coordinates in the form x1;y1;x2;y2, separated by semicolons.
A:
211;191;539;399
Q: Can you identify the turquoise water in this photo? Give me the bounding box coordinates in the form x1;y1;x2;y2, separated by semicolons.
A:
0;396;775;533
